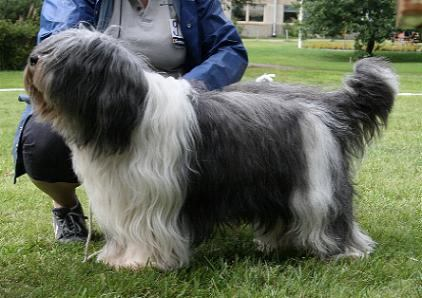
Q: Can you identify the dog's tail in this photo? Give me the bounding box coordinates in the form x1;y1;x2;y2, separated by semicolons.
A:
325;57;397;157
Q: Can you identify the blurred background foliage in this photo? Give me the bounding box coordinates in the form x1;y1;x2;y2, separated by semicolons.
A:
0;0;42;70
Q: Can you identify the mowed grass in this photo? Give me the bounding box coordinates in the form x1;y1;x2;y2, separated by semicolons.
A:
243;40;422;93
1;41;421;297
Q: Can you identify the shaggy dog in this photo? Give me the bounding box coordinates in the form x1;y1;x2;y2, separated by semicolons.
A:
24;28;397;270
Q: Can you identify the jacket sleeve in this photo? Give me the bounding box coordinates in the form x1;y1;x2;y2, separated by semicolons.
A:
37;0;95;43
182;0;248;90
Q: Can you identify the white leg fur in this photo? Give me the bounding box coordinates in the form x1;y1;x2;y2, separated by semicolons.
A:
336;222;375;259
72;74;199;270
288;107;374;258
287;110;341;256
252;109;341;256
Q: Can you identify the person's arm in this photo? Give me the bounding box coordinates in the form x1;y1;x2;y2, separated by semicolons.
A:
182;0;248;90
37;0;95;43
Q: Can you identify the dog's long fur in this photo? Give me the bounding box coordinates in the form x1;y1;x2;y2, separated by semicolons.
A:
24;29;397;270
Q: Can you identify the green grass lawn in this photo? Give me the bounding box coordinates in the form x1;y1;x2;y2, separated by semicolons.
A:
1;42;421;297
243;40;422;93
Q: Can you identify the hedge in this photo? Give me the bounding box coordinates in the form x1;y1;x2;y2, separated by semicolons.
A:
0;20;38;70
304;39;422;52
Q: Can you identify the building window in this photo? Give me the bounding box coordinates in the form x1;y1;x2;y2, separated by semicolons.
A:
249;4;265;22
232;2;247;21
232;2;265;22
283;5;298;23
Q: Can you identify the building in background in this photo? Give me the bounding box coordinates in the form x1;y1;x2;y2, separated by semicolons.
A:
223;0;298;38
225;0;422;38
396;0;422;28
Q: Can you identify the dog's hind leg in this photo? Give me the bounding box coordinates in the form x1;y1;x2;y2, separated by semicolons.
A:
330;220;375;259
285;111;374;258
279;112;341;257
252;112;339;257
325;173;375;259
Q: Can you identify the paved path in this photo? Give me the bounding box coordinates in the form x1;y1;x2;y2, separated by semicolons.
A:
398;93;422;96
0;88;25;92
248;63;299;71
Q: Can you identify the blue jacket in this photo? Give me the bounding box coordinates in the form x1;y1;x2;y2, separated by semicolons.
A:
13;0;248;182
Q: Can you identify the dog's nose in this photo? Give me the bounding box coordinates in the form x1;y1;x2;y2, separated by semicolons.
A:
29;55;39;66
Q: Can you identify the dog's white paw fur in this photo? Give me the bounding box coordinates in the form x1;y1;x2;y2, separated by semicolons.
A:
97;241;153;269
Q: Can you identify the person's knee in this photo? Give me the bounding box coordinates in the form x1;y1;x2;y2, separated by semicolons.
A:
21;118;78;183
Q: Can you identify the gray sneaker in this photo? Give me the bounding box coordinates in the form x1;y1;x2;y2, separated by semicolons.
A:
52;201;88;243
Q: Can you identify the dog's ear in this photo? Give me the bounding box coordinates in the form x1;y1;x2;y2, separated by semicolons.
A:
78;21;96;31
103;25;121;38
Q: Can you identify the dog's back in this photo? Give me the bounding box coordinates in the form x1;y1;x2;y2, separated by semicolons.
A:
224;57;397;158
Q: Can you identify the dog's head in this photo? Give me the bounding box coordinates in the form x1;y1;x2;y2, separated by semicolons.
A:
25;28;149;155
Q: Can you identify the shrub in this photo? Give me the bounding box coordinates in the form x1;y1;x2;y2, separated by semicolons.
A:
284;22;300;38
304;39;422;52
304;40;355;50
0;20;38;70
376;41;422;52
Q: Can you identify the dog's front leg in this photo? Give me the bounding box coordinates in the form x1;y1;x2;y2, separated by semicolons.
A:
97;233;191;270
97;238;155;269
94;216;191;271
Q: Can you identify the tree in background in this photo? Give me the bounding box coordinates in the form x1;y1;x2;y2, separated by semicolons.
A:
0;0;42;22
302;0;396;55
0;0;42;69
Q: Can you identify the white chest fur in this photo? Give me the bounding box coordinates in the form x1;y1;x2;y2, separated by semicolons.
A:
70;74;199;269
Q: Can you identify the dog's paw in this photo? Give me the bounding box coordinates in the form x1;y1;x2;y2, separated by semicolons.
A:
97;242;153;270
329;246;373;260
253;238;280;254
99;256;151;270
98;250;153;270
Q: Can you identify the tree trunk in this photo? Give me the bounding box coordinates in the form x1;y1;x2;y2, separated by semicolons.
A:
366;38;375;56
27;3;35;20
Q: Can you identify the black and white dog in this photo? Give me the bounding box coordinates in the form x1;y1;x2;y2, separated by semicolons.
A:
24;29;397;270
